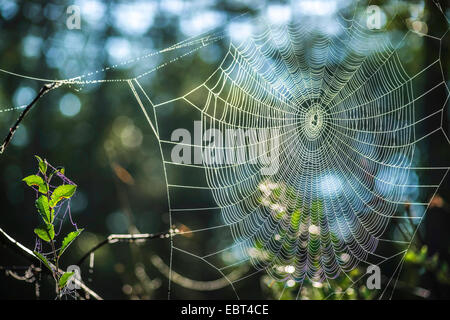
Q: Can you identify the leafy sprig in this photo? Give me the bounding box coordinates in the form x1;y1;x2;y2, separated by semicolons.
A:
23;156;83;296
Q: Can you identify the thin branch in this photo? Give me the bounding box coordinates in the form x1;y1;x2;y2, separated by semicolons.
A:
0;225;102;300
150;254;249;291
77;230;174;267
0;265;40;271
0;82;58;155
4;265;37;283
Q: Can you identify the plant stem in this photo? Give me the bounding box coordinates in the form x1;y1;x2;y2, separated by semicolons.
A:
42;167;59;292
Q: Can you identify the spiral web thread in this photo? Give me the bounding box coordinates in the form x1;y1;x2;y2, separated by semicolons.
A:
1;2;449;300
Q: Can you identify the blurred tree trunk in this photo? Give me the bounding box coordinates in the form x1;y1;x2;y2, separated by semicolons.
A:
422;0;450;299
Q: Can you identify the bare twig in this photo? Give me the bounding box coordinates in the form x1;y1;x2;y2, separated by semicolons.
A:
4;265;37;283
0;226;102;300
150;254;249;291
0;82;57;155
77;230;175;267
0;265;41;272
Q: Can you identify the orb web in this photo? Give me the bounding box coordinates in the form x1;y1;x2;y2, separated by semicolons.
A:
199;19;414;284
1;1;449;300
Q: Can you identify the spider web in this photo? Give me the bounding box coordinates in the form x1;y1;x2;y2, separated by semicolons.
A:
130;3;450;299
1;1;450;300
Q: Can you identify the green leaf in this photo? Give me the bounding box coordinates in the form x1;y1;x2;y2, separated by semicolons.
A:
58;272;74;289
34;223;55;242
35;195;53;223
35;155;47;175
48;167;65;182
33;251;53;273
22;175;48;194
59;229;84;257
50;184;76;207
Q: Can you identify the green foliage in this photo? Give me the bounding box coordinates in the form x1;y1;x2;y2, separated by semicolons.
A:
403;244;450;288
58;272;74;289
48;167;65;182
255;180;378;300
22;175;48;194
23;156;83;297
35;155;47;175
50;184;76;208
59;229;84;258
35;195;53;224
262;268;377;300
33;251;53;273
34;223;55;242
290;209;301;231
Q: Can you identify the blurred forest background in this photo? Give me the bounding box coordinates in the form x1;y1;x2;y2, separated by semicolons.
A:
0;0;450;300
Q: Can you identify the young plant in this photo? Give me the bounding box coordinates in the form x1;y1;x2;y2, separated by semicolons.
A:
22;156;83;297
